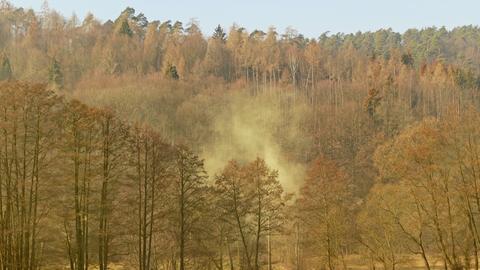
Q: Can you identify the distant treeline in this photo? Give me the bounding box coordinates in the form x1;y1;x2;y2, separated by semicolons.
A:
0;2;480;90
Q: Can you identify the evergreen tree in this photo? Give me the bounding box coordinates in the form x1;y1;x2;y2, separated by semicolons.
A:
212;24;226;42
119;19;133;37
49;58;64;90
134;13;148;29
401;53;414;67
114;7;135;37
166;64;179;80
364;88;382;119
0;53;12;80
172;21;184;34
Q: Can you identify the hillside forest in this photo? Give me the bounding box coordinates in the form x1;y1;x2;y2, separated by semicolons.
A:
2;1;480;270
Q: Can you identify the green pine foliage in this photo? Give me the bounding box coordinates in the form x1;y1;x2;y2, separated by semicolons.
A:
0;53;12;80
119;19;133;37
166;64;179;80
212;24;226;42
49;58;63;90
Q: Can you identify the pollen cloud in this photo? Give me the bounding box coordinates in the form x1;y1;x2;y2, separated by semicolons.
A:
202;92;307;192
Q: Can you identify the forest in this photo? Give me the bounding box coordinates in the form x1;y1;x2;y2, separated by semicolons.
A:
2;1;480;269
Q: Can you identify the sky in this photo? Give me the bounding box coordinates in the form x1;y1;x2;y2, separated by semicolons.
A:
8;0;480;38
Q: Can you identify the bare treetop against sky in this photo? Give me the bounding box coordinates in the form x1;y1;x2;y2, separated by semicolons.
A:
10;0;480;37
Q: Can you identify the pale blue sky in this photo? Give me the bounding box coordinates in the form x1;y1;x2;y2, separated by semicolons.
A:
9;0;480;37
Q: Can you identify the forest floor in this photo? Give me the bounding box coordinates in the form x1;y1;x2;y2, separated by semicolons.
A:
344;254;452;269
273;255;459;269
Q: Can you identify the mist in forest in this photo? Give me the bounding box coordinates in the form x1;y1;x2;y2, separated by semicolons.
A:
202;94;307;192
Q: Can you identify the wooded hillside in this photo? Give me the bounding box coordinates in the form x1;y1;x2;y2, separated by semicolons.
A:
1;2;480;269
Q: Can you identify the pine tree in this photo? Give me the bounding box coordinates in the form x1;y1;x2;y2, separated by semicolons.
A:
119;19;133;37
401;53;414;67
364;88;382;119
0;53;12;80
166;64;179;80
212;24;226;42
49;58;64;90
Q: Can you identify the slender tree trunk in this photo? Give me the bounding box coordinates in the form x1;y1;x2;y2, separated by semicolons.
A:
254;193;262;270
267;217;272;270
296;221;301;270
227;237;235;270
